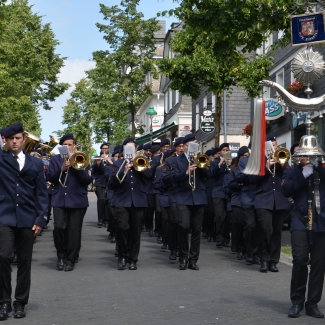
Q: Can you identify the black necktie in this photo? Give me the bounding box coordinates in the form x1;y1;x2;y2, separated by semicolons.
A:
14;155;20;171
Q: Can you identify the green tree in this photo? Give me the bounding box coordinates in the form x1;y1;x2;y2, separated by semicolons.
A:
57;78;130;156
0;0;68;135
159;0;299;145
88;0;160;137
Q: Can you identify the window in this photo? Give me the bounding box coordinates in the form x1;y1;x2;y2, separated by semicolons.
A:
164;91;168;113
264;86;270;99
203;96;207;109
195;104;200;131
212;94;216;113
278;30;284;40
276;69;284;87
175;90;179;105
169;89;172;111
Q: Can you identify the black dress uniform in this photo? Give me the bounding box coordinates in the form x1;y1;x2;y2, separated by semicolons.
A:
0;123;47;320
47;134;92;271
282;162;325;318
109;138;153;270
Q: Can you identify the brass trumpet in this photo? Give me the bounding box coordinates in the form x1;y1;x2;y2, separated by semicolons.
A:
116;149;149;184
59;145;89;188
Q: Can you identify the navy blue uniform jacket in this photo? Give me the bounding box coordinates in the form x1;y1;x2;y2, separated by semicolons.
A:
236;156;256;206
210;158;229;199
104;162;114;200
0;150;48;228
282;164;325;233
92;161;107;188
228;166;242;208
109;159;153;207
170;153;209;206
249;162;290;211
47;154;92;208
162;155;178;205
153;165;169;207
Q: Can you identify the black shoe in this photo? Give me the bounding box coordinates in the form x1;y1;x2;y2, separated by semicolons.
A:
129;262;137;270
306;306;324;318
260;261;268;272
169;251;176;260
118;258;126;270
12;254;17;265
246;257;253;265
202;232;207;239
97;221;103;228
74;257;79;264
114;250;118;257
188;262;199;270
288;304;303;318
13;304;25;318
148;230;153;237
216;241;223;247
43;225;48;230
176;251;179;257
56;259;64;271
161;243;167;250
223;241;230;247
157;236;163;244
268;262;278;272
110;237;116;243
179;259;187;270
64;264;74;272
0;303;12;320
231;247;237;253
207;237;212;242
237;252;244;260
253;256;261;265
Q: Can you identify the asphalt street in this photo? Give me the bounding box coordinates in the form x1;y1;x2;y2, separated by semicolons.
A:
7;193;323;325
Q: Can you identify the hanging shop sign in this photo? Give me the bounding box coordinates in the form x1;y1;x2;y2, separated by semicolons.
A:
200;115;215;133
265;98;284;121
291;12;325;46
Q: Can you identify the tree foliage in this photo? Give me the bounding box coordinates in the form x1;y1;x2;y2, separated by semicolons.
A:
57;78;131;155
88;0;161;137
0;0;68;135
158;0;303;145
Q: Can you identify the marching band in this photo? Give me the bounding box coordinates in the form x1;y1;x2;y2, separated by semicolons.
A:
0;121;325;320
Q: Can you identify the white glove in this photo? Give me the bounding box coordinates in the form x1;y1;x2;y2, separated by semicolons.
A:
303;164;313;179
309;156;319;167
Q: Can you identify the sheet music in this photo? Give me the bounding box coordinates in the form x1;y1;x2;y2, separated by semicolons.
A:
58;145;71;159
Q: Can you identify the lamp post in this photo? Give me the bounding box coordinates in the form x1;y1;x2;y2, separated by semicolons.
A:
146;106;157;144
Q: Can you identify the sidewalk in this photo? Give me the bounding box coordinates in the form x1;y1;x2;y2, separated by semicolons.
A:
9;193;321;325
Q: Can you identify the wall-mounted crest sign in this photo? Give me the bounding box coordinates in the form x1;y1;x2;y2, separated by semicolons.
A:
265;98;284;121
291;12;325;46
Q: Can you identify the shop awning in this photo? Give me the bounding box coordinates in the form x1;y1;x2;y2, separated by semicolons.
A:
136;122;175;145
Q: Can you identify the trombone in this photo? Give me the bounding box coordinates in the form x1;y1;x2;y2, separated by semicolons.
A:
267;147;290;176
59;145;89;188
188;142;210;190
116;149;149;184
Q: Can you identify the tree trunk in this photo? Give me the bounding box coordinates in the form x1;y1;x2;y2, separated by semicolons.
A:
131;110;136;137
214;93;222;147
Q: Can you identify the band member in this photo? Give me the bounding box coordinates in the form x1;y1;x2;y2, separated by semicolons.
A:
170;133;209;270
204;148;216;242
109;138;154;270
282;154;325;318
0;122;47;320
163;137;184;260
105;145;122;243
210;143;231;247
236;142;260;265
92;143;111;227
47;133;91;272
160;138;170;153
250;134;290;272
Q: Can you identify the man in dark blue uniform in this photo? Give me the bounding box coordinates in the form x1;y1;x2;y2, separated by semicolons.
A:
47;133;92;272
0;123;47;320
109;138;154;270
282;155;325;318
210;143;231;247
170;133;209;270
250;134;290;272
163;137;184;260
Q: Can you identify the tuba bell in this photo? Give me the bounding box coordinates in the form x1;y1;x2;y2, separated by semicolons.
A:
274;147;290;164
133;150;149;172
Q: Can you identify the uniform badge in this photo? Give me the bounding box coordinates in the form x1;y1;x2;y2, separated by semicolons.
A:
281;179;285;185
170;166;173;170
322;164;325;169
163;167;166;171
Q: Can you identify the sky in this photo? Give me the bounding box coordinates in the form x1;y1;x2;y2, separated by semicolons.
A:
28;0;178;152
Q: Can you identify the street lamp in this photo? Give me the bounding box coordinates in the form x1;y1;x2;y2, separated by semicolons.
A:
146;106;157;144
